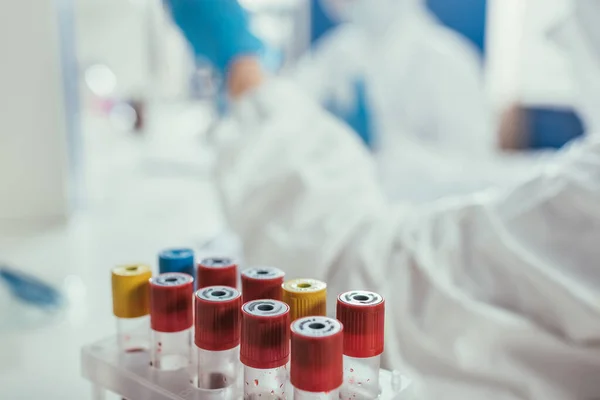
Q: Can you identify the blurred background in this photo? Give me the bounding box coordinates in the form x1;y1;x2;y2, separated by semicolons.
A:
0;0;585;398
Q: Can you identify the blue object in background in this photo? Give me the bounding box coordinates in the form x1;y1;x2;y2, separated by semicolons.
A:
0;266;63;309
311;0;336;44
526;108;585;149
158;249;196;285
426;0;487;55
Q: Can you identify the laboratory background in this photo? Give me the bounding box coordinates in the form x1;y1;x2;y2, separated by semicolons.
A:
0;0;587;399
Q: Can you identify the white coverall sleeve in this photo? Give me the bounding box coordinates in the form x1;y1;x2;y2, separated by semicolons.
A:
214;79;600;400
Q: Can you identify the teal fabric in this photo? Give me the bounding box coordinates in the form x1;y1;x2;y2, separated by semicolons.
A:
166;0;263;73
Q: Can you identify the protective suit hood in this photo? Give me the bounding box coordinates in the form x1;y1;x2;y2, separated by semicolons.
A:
319;0;426;34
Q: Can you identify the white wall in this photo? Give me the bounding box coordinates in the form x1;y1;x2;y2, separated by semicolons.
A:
0;0;72;223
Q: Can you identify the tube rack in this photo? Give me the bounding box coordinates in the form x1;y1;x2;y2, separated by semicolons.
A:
81;335;414;399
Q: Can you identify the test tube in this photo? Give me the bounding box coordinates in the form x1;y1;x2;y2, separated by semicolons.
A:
336;291;385;400
282;279;327;321
241;299;290;399
149;273;194;371
194;286;242;390
290;316;344;400
241;267;285;304
111;264;152;353
158;248;195;283
197;257;238;289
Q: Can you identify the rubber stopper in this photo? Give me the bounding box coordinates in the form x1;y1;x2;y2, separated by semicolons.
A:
291;316;344;393
149;273;194;333
282;279;327;321
197;257;238;289
195;286;241;351
158;248;195;279
111;264;152;319
241;267;285;304
336;291;385;358
241;300;290;369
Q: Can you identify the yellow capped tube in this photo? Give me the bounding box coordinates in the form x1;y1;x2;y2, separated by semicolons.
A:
282;279;327;321
112;264;152;318
111;264;152;352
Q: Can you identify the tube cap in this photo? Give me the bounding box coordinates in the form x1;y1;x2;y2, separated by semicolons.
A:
336;291;385;358
241;267;285;304
197;258;238;289
282;279;326;321
111;265;152;319
158;248;195;278
195;286;241;351
150;273;194;333
291;316;343;393
241;300;290;369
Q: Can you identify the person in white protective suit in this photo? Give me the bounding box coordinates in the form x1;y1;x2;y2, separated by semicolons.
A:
306;0;506;202
166;0;600;399
291;0;495;202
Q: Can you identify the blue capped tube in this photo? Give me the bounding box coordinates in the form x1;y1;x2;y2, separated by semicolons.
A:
158;249;195;285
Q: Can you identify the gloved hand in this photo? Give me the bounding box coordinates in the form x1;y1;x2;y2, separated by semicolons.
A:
326;78;374;148
165;0;263;73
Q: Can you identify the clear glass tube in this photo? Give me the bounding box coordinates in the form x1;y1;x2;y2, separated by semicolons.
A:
197;346;241;390
244;365;289;399
150;328;192;371
116;315;150;353
293;386;340;400
341;355;381;400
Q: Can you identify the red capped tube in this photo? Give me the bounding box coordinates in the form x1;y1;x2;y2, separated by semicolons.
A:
194;286;242;389
241;299;290;369
241;267;285;304
197;257;238;289
291;316;344;394
194;286;241;351
149;273;194;371
241;300;290;399
336;290;385;357
336;290;385;400
150;273;194;333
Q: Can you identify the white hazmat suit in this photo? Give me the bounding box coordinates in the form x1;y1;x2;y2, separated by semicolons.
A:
292;0;496;202
211;1;600;398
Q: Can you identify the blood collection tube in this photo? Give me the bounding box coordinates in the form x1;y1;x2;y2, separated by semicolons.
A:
282;279;327;321
111;264;152;353
290;316;344;400
241;267;285;304
149;273;194;370
194;286;242;390
336;291;385;400
197;257;238;289
241;300;290;399
158;248;195;282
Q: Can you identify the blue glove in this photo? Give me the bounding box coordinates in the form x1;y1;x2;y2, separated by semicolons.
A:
165;0;263;73
326;78;374;149
0;266;63;309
